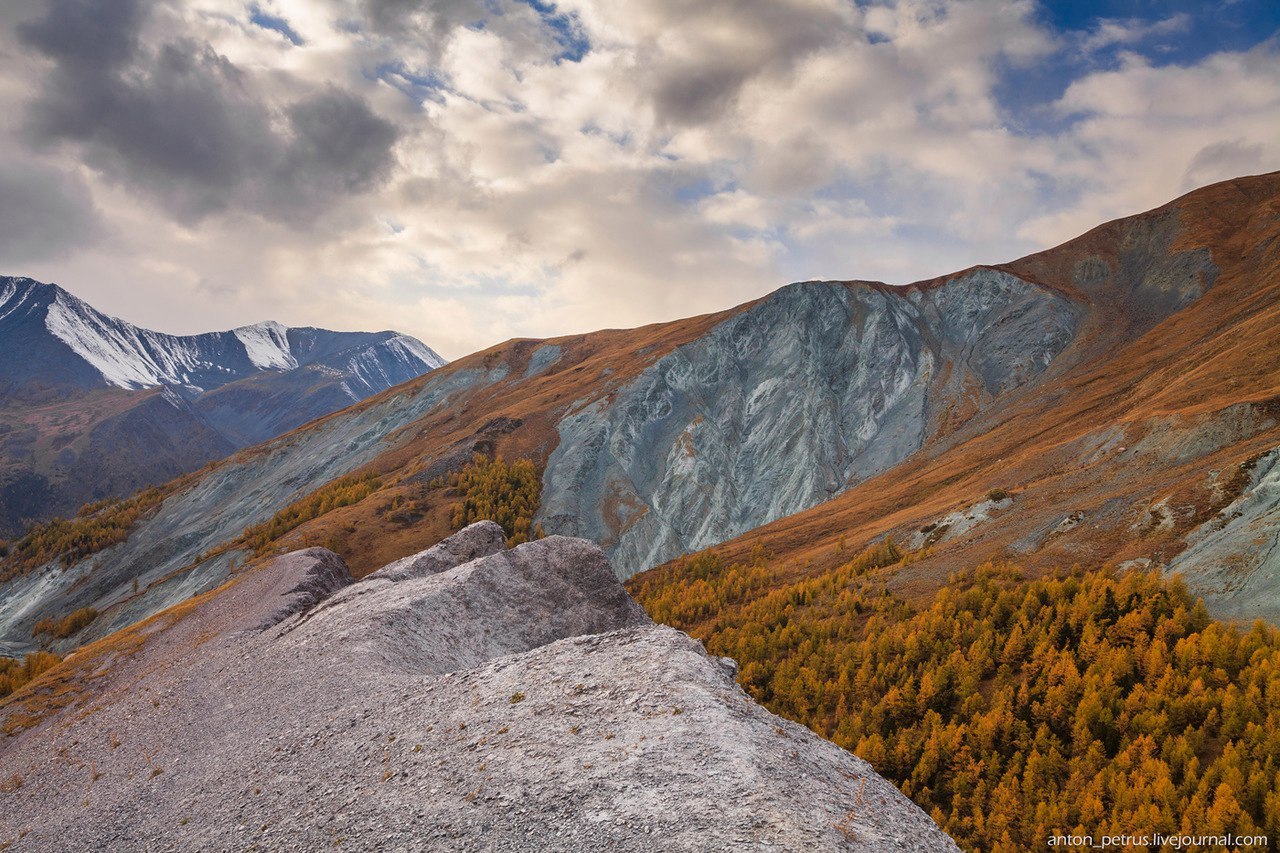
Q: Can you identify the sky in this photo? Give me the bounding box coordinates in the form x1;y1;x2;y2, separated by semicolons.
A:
0;0;1277;359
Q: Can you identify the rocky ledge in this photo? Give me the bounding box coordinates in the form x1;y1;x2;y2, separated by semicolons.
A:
0;523;958;852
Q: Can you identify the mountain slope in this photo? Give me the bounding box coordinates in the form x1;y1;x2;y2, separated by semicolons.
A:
0;526;958;852
0;277;444;534
1;172;1277;659
541;268;1084;571
635;172;1280;624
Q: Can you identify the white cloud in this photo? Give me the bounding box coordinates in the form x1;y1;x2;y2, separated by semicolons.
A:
1080;13;1191;54
1020;42;1280;245
0;0;1276;359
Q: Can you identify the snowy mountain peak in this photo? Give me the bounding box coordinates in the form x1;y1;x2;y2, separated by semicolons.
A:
232;321;297;371
0;277;48;324
382;334;447;370
0;275;446;395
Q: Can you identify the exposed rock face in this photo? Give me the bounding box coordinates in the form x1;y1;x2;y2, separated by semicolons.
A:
279;533;651;674
0;525;958;852
251;547;355;631
1168;446;1280;623
540;270;1082;574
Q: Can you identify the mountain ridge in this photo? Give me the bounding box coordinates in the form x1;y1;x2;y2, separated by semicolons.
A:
0;276;445;393
638;171;1278;621
0;276;446;536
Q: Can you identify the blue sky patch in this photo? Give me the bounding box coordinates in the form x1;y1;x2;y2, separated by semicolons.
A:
249;5;304;46
369;62;451;105
518;0;591;62
994;0;1280;136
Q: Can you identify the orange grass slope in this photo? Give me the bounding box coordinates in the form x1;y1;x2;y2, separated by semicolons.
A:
632;171;1280;624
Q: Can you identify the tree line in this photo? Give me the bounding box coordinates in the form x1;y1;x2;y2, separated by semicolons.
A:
630;543;1280;852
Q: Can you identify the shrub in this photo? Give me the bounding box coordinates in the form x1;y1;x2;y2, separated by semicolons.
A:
0;651;63;699
31;606;98;639
631;546;1280;852
1;488;166;581
239;472;382;556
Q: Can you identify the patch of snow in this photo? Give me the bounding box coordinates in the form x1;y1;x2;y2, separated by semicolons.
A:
44;290;189;389
383;334;446;370
0;278;40;323
232;321;297;371
344;335;443;395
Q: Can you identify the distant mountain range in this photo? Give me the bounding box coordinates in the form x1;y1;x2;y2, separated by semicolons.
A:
0;277;444;535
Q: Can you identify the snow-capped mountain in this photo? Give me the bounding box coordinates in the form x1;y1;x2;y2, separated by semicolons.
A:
0;277;445;395
0;276;446;535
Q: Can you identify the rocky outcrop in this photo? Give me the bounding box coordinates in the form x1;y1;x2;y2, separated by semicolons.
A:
540;269;1082;575
250;547;355;631
1167;446;1280;623
277;532;651;675
368;519;507;581
0;525;958;852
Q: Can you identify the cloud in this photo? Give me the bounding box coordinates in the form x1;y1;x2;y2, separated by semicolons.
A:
1080;13;1191;54
1019;39;1280;244
16;0;145;73
0;0;1276;360
0;160;100;264
16;0;399;224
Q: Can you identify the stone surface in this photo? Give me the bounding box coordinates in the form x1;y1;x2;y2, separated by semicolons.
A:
0;528;958;852
539;270;1082;576
368;520;507;582
250;547;355;631
277;533;651;675
1168;446;1280;623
